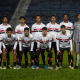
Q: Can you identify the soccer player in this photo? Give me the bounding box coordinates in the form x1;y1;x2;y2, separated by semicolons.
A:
15;16;29;66
46;14;60;66
0;28;17;69
60;14;74;67
0;15;11;68
36;27;53;70
17;27;34;69
56;25;74;70
74;13;80;69
31;15;46;68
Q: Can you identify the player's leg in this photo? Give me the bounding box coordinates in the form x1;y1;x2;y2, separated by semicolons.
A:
33;42;37;68
67;48;74;69
36;49;41;69
55;48;64;70
12;49;16;69
3;48;7;69
52;42;57;65
24;49;28;68
74;43;80;69
41;49;47;69
48;49;53;70
16;44;19;65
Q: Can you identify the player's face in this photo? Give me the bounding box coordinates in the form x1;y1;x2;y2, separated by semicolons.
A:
7;31;12;37
42;30;47;35
51;16;56;22
2;17;8;23
63;15;68;21
36;16;41;23
61;27;66;33
78;14;80;20
24;30;29;36
20;18;25;24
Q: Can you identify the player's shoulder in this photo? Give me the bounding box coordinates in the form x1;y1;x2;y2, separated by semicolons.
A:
15;24;20;28
68;21;73;25
12;34;16;37
41;22;45;26
7;24;11;27
74;21;78;25
25;24;29;28
32;23;36;27
60;21;64;25
29;33;33;37
46;22;51;26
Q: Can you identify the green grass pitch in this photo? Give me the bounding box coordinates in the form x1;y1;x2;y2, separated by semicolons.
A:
0;46;80;80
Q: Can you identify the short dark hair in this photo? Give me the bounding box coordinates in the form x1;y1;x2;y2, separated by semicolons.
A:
19;16;25;20
61;25;66;28
36;15;41;18
24;27;29;31
6;27;13;32
63;13;68;17
2;15;8;20
42;27;47;30
78;13;80;16
51;14;57;18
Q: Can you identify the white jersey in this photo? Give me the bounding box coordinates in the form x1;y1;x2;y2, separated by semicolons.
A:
46;22;60;42
0;23;11;35
31;22;45;41
19;34;34;51
0;34;17;53
37;33;52;49
56;32;72;51
15;24;29;40
60;21;74;36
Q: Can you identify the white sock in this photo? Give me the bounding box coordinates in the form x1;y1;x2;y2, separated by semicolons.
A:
76;54;79;66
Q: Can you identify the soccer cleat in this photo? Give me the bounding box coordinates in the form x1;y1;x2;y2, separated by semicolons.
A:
16;66;21;69
0;66;2;69
2;66;6;69
74;66;78;69
69;66;74;70
36;66;39;69
59;66;62;69
44;65;48;69
7;65;12;68
55;66;59;70
31;66;35;69
49;66;53;70
13;66;16;69
33;65;36;68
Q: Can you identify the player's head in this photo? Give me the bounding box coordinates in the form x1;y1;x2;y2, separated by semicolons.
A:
36;15;41;23
19;16;25;24
6;27;13;37
2;15;8;23
51;14;57;22
42;27;47;35
77;13;80;20
60;25;66;33
63;13;68;21
24;27;29;36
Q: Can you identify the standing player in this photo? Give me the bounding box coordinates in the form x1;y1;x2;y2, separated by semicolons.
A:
0;15;11;68
74;13;80;69
0;28;17;69
46;15;60;66
15;16;29;66
36;27;53;70
31;15;46;68
56;25;74;70
60;14;74;67
17;27;34;69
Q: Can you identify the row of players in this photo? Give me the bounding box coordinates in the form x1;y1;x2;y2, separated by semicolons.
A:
0;13;79;70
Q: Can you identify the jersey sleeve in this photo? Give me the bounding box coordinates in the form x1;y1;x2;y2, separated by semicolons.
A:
69;34;73;51
48;35;52;48
30;35;34;51
56;33;59;51
13;36;18;49
19;35;22;51
37;34;40;49
15;26;18;36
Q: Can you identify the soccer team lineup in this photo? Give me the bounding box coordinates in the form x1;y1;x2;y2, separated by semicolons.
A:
0;13;80;70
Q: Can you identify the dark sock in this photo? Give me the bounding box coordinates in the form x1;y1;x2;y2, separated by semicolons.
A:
25;61;28;67
4;62;6;66
14;62;16;66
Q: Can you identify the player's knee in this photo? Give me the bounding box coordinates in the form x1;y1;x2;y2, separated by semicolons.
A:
48;51;52;58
